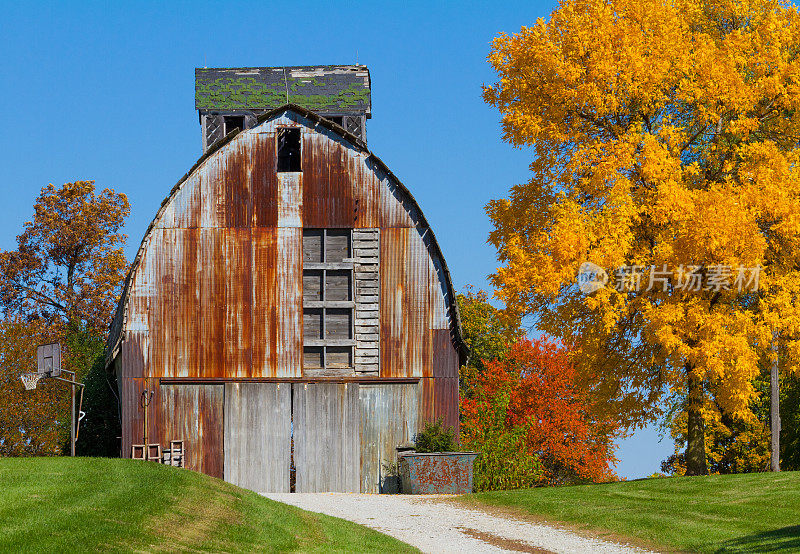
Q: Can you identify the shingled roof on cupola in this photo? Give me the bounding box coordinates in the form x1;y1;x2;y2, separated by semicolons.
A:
195;65;371;115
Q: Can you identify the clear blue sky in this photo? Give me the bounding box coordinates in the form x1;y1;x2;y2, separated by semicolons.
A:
0;0;673;479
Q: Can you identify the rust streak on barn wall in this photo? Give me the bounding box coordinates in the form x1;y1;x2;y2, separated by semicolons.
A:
380;228;407;377
175;229;199;378
302;127;355;227
200;229;226;377
153;384;225;478
276;227;302;377
222;141;251;228
251;132;279;227
252;228;278;377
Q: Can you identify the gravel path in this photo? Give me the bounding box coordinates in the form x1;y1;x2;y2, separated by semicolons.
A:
263;493;656;553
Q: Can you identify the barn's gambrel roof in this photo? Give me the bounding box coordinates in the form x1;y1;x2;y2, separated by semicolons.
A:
106;104;466;366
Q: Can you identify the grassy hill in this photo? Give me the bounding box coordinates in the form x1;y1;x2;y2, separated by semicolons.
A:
0;457;414;553
463;471;800;552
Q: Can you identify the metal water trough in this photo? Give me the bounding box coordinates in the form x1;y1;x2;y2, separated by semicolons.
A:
398;452;479;494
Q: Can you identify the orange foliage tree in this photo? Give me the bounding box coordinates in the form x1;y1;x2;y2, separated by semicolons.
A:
0;181;129;455
0;319;69;455
0;181;129;334
461;338;618;488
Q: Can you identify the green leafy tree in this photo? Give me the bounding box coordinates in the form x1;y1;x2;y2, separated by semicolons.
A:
780;373;800;470
457;287;524;397
76;354;120;457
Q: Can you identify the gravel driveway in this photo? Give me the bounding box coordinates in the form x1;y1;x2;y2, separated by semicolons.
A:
263;493;655;553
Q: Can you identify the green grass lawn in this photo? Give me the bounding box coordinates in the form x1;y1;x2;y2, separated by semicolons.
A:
0;457;415;553
463;471;800;552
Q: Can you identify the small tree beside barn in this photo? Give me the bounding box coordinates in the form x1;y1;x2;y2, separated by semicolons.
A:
106;65;466;493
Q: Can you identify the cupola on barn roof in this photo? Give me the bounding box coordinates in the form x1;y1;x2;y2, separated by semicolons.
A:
196;65;372;151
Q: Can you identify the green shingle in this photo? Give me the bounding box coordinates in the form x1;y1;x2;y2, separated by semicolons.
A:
195;66;371;114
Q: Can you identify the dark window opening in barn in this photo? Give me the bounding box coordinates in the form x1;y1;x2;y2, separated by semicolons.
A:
277;127;302;172
324;115;344;127
302;229;354;372
224;115;245;136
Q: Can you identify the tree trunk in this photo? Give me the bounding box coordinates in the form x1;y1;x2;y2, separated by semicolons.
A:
685;364;708;476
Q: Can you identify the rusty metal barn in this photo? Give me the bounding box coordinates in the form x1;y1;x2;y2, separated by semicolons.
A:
105;65;466;493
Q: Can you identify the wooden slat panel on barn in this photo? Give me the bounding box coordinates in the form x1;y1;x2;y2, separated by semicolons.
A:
224;383;291;492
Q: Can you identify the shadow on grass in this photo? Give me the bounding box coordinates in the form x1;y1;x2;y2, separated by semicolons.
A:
716;526;800;553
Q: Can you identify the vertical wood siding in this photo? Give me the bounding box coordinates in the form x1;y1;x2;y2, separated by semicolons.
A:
359;384;419;493
294;383;360;492
224;383;291;492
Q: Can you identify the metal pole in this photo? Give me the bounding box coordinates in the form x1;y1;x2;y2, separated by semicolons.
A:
143;390;150;455
71;382;76;457
771;332;781;472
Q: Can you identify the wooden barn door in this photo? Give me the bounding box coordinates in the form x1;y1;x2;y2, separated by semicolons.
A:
293;383;360;492
157;384;225;478
359;384;419;493
224;383;291;493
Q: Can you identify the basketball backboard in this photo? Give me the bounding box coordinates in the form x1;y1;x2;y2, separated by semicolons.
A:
36;343;61;377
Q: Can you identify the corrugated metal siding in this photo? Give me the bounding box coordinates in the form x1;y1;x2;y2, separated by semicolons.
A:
302;128;355;227
359;384;419;493
294;383;360;492
222;142;251;228
251;134;279;227
199;229;226;377
252;228;278;376
121;380;225;478
421;377;460;437
174;230;200;377
123;225;302;379
120;377;148;459
122;115;456;382
224;383;291;492
432;329;459;379
155;384;225;478
120;332;147;380
380;227;432;378
276;227;303;377
224;229;252;378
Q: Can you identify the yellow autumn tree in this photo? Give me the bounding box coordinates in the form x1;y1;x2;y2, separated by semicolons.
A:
484;0;800;474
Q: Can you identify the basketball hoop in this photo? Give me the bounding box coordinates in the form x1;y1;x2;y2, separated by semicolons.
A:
20;372;42;390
